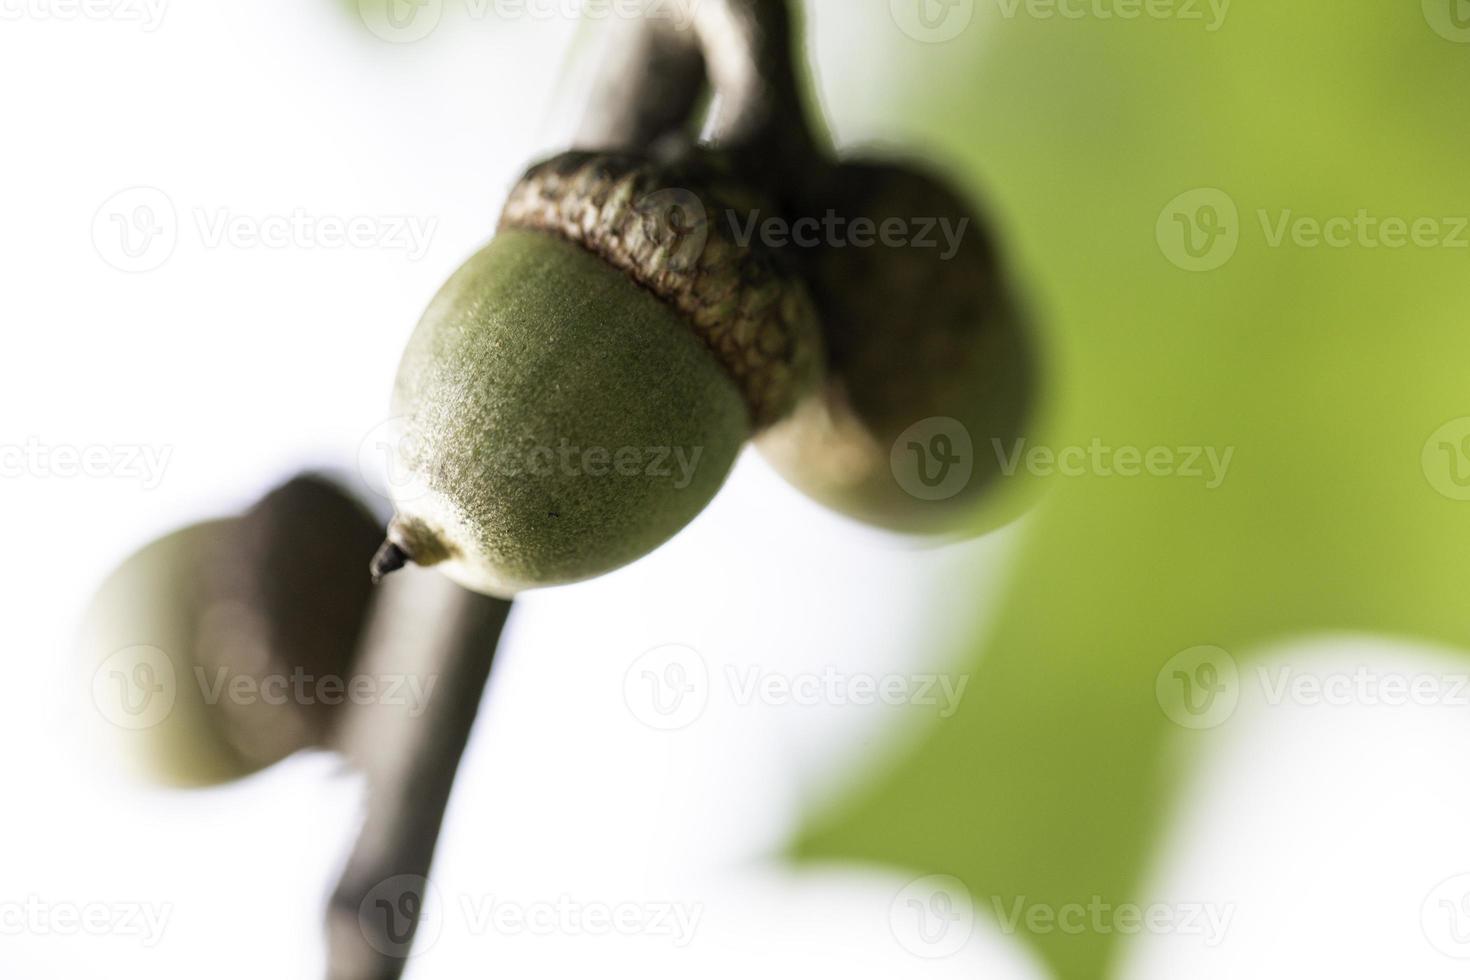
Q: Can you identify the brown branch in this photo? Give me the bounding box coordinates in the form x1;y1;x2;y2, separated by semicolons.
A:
574;11;708;152
324;568;513;980
693;0;824;193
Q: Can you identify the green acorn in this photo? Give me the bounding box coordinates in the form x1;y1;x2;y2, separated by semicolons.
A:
758;159;1035;534
374;150;824;597
79;476;383;787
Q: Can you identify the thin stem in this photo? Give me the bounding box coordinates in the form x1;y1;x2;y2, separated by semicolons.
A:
693;0;825;194
574;12;708;152
368;541;409;584
575;0;824;193
324;568;513;980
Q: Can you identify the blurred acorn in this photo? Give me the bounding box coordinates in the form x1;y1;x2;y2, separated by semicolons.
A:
79;475;383;788
758;158;1036;534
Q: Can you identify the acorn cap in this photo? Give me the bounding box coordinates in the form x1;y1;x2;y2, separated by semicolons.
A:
500;150;824;430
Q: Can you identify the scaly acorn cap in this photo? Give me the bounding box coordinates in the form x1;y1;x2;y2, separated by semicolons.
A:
499;149;825;430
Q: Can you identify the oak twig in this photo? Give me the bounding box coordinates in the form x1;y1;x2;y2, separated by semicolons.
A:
325;568;513;980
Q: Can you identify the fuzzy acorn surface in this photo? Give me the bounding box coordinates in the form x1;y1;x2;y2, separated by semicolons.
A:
380;151;822;598
386;228;750;597
79;476;382;787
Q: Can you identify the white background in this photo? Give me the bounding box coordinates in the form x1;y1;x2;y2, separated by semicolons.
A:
2;1;1470;977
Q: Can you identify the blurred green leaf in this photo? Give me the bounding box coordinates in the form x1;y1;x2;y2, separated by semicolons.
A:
798;2;1470;977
